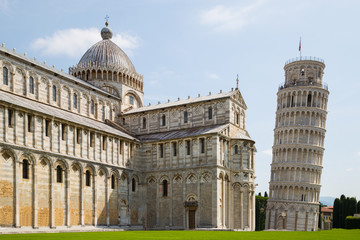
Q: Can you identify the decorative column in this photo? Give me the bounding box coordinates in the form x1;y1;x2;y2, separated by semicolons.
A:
50;166;55;228
33;162;38;228
240;190;243;229
80;169;84;226
106;176;110;226
65;169;70;227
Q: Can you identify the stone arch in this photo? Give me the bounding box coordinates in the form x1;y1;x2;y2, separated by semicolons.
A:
2;60;14;73
186;193;197;202
186;173;197;183
124;90;142;107
20;152;37;165
84;163;95;175
147;176;157;184
98;166;109;178
54;159;68;169
0;148;17;162
159;175;170;183
173;174;183;184
120;172;128;182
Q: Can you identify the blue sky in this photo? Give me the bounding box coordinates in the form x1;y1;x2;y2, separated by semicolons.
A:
1;0;359;200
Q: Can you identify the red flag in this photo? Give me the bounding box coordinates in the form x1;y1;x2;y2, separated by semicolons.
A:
299;38;301;52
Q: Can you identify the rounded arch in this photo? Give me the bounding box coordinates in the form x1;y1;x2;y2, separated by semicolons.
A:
84;163;95;175
159;175;170;183
20;152;37;165
147;176;157;184
0;148;17;162
100;83;120;97
54;159;68;169
70;161;83;173
98;166;109;178
124;90;143;107
2;60;14;73
186;193;197;202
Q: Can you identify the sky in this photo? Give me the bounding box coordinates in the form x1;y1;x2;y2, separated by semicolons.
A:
1;0;359;201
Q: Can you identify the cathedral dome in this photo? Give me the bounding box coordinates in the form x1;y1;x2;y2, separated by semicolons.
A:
77;22;136;72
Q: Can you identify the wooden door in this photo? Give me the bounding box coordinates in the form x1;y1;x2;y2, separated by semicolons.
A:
189;210;196;229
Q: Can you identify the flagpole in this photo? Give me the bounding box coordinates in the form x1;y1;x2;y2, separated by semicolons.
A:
299;37;302;59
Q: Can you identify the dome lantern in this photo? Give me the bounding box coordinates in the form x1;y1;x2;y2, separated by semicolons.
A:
101;21;113;40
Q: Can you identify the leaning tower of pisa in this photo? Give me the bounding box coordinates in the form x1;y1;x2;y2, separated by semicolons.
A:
266;57;329;231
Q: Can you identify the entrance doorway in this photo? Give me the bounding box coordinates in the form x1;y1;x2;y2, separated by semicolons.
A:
189;210;196;229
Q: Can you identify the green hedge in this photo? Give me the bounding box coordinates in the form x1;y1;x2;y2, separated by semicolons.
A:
345;216;360;229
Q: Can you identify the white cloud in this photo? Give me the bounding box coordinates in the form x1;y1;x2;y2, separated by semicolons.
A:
207;73;220;80
199;0;268;32
357;152;360;157
346;168;353;172
30;28;140;58
261;149;272;156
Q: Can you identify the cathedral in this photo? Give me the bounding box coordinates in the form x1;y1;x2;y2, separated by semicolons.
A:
0;22;256;230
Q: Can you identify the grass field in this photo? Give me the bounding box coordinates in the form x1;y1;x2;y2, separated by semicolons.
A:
1;229;359;240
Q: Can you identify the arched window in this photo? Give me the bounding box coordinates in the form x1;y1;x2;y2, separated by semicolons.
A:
52;85;57;101
208;107;213;120
90;99;95;114
301;68;305;76
111;175;116;189
162;180;168;197
22;159;29;179
200;138;205;154
29;76;34;94
162;115;166;126
142;117;146;129
159;143;164;158
186;140;191;155
3;66;8;85
132;178;136;192
307;94;312;107
184;111;188;123
73;93;78;109
236;113;239;125
234;145;238;154
129;95;134;105
85;170;91;186
56;165;62;183
172;142;177;156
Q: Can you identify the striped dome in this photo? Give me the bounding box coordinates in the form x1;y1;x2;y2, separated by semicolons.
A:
78;24;136;72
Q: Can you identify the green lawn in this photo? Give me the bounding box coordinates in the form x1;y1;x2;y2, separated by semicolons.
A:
1;229;359;240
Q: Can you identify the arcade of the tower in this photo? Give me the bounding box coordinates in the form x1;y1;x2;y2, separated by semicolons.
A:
284;60;325;86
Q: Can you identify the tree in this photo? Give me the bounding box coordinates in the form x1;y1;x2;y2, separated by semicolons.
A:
333;195;358;228
255;193;268;231
264;191;268;198
333;198;340;228
318;202;325;229
357;201;360;214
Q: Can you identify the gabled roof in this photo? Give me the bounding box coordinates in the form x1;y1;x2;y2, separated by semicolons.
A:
0;45;121;100
124;90;245;115
0;90;137;141
137;124;229;142
136;123;253;143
